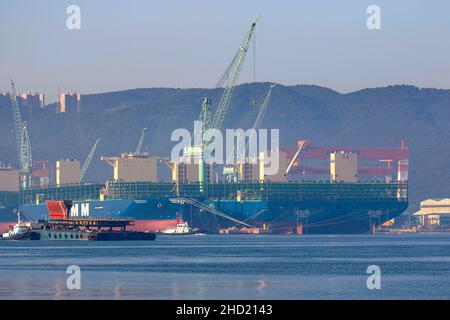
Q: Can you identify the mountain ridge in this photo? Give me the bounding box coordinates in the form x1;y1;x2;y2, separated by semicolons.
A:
1;82;449;212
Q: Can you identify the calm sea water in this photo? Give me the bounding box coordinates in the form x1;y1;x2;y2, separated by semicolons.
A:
0;233;449;300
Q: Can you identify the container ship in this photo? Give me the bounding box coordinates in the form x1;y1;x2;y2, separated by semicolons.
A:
0;19;410;235
0;142;410;235
5;179;407;235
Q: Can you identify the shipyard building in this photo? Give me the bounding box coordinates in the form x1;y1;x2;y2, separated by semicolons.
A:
414;199;450;227
102;153;159;182
0;166;20;191
56;159;81;186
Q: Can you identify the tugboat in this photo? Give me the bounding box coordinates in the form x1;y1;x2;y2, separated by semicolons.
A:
1;212;39;240
158;212;206;235
159;212;201;235
2;201;157;241
160;221;194;235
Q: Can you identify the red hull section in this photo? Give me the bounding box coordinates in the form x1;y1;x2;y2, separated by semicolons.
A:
0;222;15;233
1;220;179;234
130;219;178;232
46;200;69;219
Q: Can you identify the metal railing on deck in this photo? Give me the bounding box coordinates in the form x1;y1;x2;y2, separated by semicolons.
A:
20;182;104;205
16;180;408;205
107;180;408;202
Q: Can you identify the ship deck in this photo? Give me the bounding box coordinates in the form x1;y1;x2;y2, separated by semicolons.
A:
17;181;408;205
46;218;134;229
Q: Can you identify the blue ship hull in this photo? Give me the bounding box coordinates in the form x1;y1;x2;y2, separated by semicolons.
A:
19;198;181;232
14;197;408;234
208;199;408;234
0;205;19;232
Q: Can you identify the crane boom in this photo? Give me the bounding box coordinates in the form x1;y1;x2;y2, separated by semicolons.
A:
223;84;275;181
285;140;309;176
244;83;275;155
80;138;101;181
135;127;148;154
185;17;259;185
194;97;213;144
211;16;260;131
10;80;32;189
253;84;275;130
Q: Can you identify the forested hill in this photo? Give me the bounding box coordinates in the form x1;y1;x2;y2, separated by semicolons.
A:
1;82;450;211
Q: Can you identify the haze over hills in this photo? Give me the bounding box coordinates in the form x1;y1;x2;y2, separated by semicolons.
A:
1;82;450;212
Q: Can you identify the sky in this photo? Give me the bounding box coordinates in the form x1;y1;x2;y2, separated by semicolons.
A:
1;0;450;102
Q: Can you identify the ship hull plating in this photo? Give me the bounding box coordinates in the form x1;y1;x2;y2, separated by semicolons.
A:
207;199;409;234
18;198;181;232
14;197;408;234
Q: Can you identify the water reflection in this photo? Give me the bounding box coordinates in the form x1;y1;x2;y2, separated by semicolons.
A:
0;234;450;299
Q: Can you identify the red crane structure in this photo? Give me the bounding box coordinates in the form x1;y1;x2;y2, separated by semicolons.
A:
281;140;409;179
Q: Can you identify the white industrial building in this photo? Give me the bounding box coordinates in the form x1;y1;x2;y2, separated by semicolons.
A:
413;199;450;227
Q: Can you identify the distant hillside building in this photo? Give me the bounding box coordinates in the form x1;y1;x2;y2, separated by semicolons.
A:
19;92;45;109
0;91;45;123
0;93;8;110
0;91;45;112
59;92;81;113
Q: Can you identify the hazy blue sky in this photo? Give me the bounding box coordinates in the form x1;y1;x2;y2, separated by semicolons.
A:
1;0;450;102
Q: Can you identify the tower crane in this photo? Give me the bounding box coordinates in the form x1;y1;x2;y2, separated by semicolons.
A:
80;138;101;181
185;17;259;184
194;16;259;140
10;80;32;189
135;127;148;154
223;84;276;181
210;16;260;132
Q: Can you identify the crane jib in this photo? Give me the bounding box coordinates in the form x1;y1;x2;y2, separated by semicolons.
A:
209;17;259;132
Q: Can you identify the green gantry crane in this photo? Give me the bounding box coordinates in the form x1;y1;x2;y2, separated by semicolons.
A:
210;16;260;132
10;80;32;189
223;83;276;181
190;17;259;184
